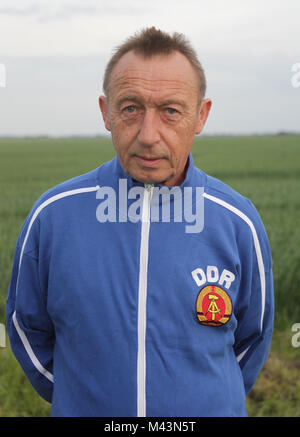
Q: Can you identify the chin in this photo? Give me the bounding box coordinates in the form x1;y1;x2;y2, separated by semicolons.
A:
126;162;175;185
129;171;162;185
133;172;175;186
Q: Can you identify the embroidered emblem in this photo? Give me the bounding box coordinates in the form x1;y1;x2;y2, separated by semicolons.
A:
196;285;232;326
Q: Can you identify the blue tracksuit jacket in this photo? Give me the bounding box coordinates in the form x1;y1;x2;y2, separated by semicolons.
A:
6;153;274;417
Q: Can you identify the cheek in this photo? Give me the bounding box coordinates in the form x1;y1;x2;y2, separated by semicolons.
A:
163;123;195;160
110;119;137;159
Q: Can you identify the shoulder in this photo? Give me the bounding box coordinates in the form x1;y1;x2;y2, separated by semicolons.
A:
198;170;272;270
39;167;100;201
19;167;101;242
31;167;100;212
198;170;261;226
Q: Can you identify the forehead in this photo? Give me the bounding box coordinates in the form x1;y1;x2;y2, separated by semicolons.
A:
108;50;199;102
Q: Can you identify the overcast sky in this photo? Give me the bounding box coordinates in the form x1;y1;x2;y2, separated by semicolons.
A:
0;0;299;136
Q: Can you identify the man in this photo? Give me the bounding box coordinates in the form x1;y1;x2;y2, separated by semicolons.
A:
6;27;274;417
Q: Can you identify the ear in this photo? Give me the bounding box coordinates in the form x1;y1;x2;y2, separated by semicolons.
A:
99;96;111;132
195;98;212;135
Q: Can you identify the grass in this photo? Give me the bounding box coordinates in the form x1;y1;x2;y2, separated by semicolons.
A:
246;331;300;417
0;134;299;416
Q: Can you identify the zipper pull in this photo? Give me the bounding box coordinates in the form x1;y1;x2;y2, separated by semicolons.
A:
142;183;153;223
144;183;154;192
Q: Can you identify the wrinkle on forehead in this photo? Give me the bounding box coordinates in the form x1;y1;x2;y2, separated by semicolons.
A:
107;51;200;100
109;76;199;110
113;76;197;91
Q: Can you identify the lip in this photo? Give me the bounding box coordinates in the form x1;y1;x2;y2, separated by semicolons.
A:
136;156;163;168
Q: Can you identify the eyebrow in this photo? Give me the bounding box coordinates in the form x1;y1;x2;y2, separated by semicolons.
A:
159;99;187;109
117;96;141;107
116;95;187;110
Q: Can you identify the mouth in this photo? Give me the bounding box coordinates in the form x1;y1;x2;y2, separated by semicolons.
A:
135;155;163;168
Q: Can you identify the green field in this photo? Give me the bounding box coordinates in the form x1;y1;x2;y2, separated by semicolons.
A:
0;135;299;416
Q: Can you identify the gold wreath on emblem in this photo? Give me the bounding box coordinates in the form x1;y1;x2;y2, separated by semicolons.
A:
195;285;232;326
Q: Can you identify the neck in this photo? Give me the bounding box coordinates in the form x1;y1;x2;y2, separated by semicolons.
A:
163;156;190;186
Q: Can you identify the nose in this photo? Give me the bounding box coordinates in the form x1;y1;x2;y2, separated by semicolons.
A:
137;109;161;146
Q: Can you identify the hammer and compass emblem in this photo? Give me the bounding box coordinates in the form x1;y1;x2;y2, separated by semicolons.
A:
195;285;233;326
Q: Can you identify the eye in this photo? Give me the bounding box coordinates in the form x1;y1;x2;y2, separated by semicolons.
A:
123;105;136;113
166;107;178;115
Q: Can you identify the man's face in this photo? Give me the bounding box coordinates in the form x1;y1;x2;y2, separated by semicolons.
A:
99;50;211;186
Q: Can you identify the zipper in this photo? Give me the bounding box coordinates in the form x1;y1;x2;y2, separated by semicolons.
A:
137;183;153;417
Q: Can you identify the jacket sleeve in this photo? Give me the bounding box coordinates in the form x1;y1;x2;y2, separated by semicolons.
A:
233;204;274;395
6;213;54;403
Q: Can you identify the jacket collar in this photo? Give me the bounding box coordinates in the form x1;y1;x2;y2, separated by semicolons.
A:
96;151;206;221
